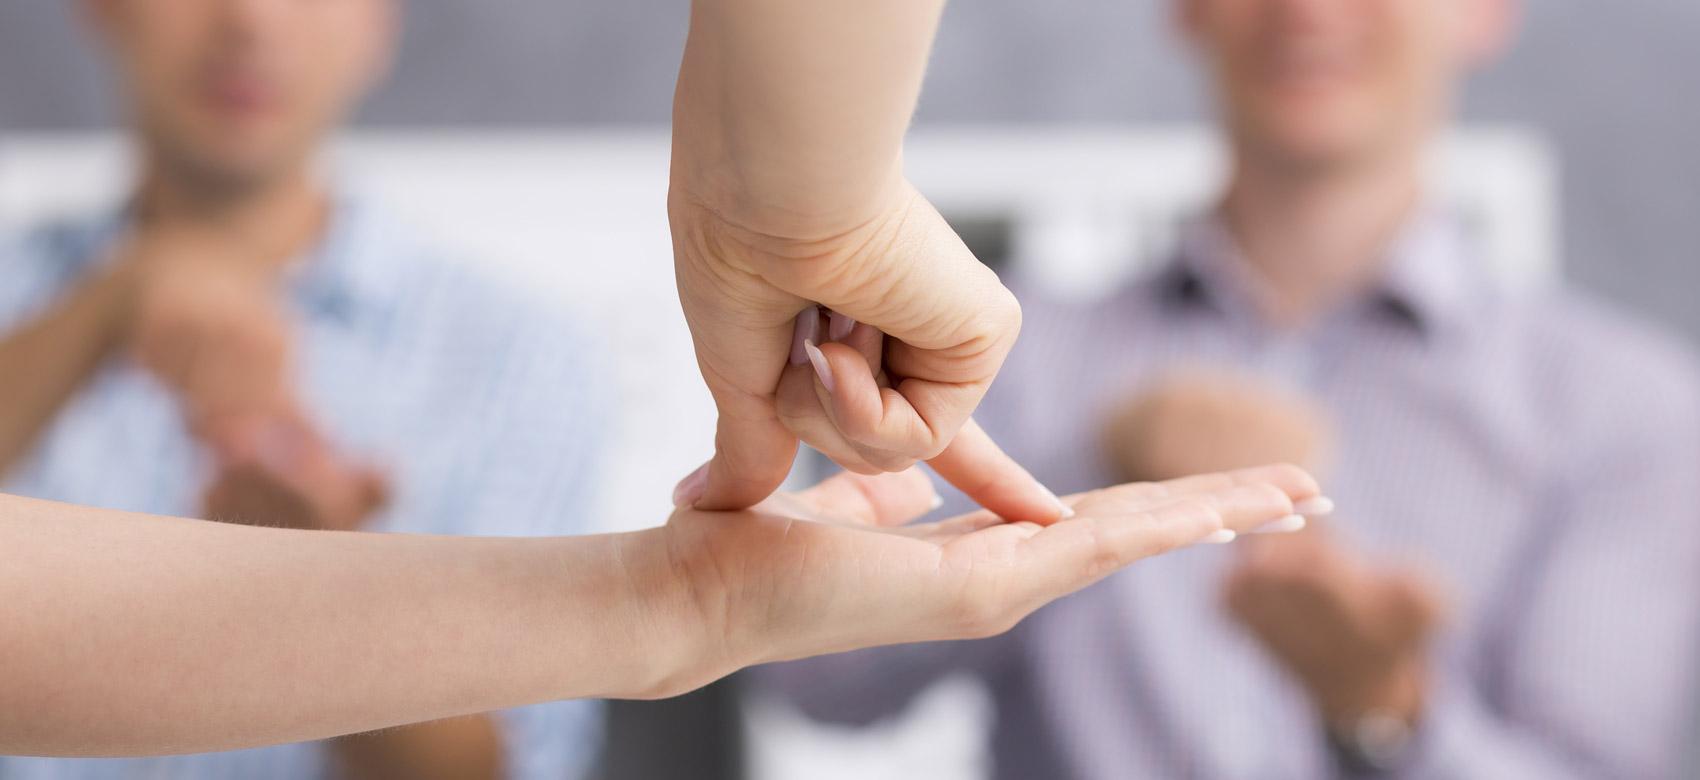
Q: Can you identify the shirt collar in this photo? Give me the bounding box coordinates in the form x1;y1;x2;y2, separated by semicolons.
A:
1159;207;1480;338
78;188;398;325
285;191;401;324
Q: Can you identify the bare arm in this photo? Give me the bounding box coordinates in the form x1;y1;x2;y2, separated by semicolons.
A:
0;492;687;757
671;0;938;234
0;465;1316;757
0;261;135;475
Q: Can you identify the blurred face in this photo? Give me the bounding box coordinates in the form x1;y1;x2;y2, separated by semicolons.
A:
1180;0;1512;173
85;0;395;189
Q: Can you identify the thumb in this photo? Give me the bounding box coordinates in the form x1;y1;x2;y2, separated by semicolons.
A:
679;402;800;511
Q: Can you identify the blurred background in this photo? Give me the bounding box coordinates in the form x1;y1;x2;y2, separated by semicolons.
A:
2;2;1697;779
6;2;1697;341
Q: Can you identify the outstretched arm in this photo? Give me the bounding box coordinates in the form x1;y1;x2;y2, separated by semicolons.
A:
670;0;1059;522
0;464;1316;757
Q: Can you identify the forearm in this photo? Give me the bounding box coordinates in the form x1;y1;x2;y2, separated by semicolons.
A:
0;494;709;757
672;0;945;235
0;262;135;474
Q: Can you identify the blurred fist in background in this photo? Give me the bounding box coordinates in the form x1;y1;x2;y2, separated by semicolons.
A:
1102;370;1332;484
118;226;388;530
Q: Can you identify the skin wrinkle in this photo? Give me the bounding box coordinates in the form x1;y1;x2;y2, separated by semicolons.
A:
675;185;905;271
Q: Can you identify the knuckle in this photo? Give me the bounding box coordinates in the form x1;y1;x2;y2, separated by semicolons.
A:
1080;519;1125;579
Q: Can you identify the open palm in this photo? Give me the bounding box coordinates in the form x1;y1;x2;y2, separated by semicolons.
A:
652;463;1318;690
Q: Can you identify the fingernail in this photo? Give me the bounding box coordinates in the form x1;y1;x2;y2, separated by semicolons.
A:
672;462;710;508
1202;529;1238;545
827;311;857;342
928;493;945;512
1041;484;1075;520
790;308;821;366
804;339;836;394
1294;496;1335;517
1250;514;1307;535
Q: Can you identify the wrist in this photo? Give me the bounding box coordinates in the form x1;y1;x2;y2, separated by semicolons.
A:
1324;658;1427;726
1321;658;1428;773
604;528;747;700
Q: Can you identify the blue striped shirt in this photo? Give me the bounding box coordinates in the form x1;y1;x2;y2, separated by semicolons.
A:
0;196;607;780
760;210;1700;779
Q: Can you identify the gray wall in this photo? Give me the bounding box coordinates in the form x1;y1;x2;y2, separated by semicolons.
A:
3;1;1697;342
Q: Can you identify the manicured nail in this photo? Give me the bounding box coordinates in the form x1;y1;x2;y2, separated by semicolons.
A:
1041;484;1075;520
672;462;710;508
1202;529;1238;545
827;311;857;342
1250;514;1308;534
790;308;821;366
1294;496;1335;517
804;339;836;394
928;493;945;512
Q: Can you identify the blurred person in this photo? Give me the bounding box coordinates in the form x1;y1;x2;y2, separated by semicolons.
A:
0;0;1324;763
0;0;604;777
757;0;1700;777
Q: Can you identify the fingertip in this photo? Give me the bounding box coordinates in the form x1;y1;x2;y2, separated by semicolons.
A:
803;340;835;395
1200;529;1238;545
687;457;793;512
929;422;1070;526
694;413;801;511
1293;496;1335;517
1271;462;1323;499
671;462;710;508
813;340;888;439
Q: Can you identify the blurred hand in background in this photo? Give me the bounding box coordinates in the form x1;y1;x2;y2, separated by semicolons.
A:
122;226;387;531
1102;371;1332;484
1103;371;1445;726
1224;527;1446;726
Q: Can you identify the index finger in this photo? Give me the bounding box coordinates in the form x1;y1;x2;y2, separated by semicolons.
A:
926;419;1071;525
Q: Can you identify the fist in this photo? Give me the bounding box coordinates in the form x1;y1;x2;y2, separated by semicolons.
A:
1103;372;1331;484
122;231;297;434
1223;531;1446;722
201;415;390;532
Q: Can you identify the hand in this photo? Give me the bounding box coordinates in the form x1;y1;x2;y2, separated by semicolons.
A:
1223;529;1446;725
637;462;1320;697
122;228;298;434
669;182;1064;522
1103;372;1332;483
200;414;389;532
668;0;1062;523
118;225;387;531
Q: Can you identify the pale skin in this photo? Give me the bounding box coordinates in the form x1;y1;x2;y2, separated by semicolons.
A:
0;464;1320;756
669;0;1069;523
0;0;1326;758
